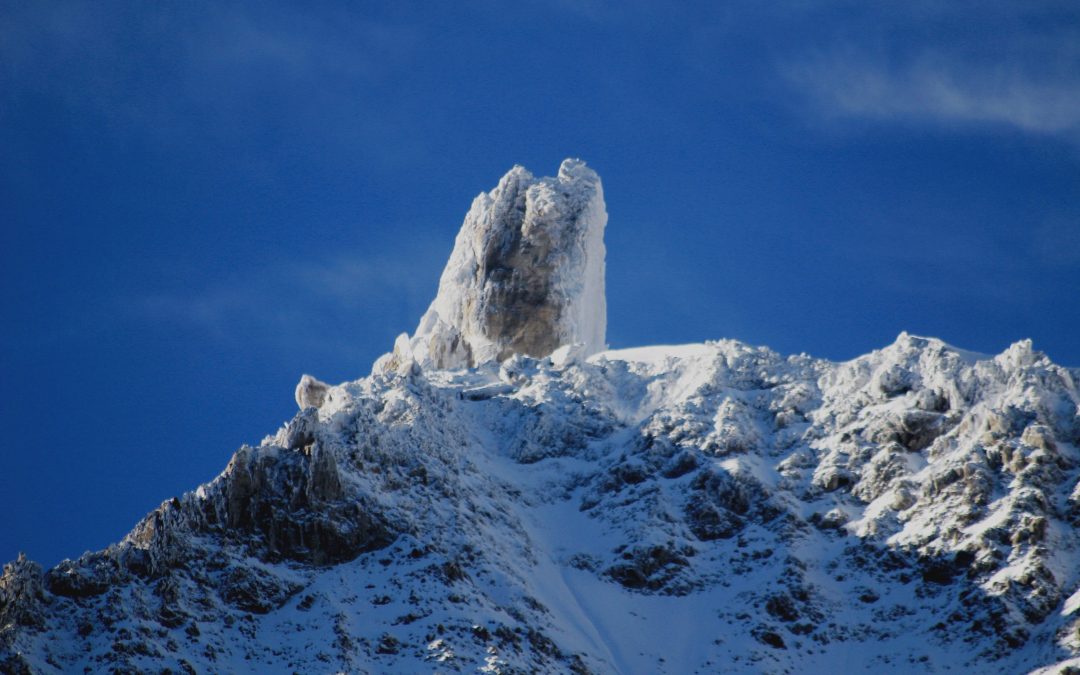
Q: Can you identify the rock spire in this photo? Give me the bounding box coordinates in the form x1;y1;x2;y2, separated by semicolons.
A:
376;158;607;373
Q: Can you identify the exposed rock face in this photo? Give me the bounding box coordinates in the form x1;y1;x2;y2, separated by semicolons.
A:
376;158;607;372
0;555;46;634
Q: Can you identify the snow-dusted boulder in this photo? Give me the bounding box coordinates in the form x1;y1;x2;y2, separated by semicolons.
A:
294;374;330;410
376;158;607;372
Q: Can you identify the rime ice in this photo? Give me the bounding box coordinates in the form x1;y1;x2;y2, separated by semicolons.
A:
376;158;607;373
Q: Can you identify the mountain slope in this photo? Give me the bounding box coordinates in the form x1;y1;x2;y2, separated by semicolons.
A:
3;161;1080;674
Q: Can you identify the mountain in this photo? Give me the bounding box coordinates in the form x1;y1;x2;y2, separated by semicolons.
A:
3;160;1080;674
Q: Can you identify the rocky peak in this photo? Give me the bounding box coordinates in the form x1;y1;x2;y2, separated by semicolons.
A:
6;164;1080;674
376;158;607;373
0;554;45;633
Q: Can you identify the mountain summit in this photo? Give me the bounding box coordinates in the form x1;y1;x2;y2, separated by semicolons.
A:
4;163;1080;674
376;158;607;374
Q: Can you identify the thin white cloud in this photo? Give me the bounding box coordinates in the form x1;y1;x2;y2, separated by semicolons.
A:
776;0;1080;142
131;245;445;355
787;55;1080;138
137;287;255;340
0;3;426;164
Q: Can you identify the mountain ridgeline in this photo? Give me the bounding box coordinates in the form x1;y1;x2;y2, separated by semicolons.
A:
3;160;1080;674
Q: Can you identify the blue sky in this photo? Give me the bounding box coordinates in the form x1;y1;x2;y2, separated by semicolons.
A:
2;1;1078;567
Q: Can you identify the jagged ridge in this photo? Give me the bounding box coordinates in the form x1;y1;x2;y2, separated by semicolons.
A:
3;333;1080;673
4;160;1080;674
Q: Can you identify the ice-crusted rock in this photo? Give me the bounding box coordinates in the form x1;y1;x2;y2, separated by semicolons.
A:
294;373;330;410
5;332;1079;674
376;158;607;372
4;161;1080;673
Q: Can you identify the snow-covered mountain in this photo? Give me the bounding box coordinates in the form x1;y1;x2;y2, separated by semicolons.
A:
3;160;1080;674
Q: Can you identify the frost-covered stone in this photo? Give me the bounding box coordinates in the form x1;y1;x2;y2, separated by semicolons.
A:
377;158;607;372
294;374;330;410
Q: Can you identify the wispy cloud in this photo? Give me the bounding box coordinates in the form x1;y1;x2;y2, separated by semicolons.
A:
787;55;1080;138
779;1;1080;143
131;246;445;357
0;3;425;163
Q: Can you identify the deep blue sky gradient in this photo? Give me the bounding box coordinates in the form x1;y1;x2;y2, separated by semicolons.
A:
2;1;1079;566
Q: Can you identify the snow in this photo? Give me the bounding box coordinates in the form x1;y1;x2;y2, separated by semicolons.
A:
294;373;330;409
8;328;1079;673
377;159;607;373
5;163;1080;673
594;343;716;366
1065;588;1080;617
